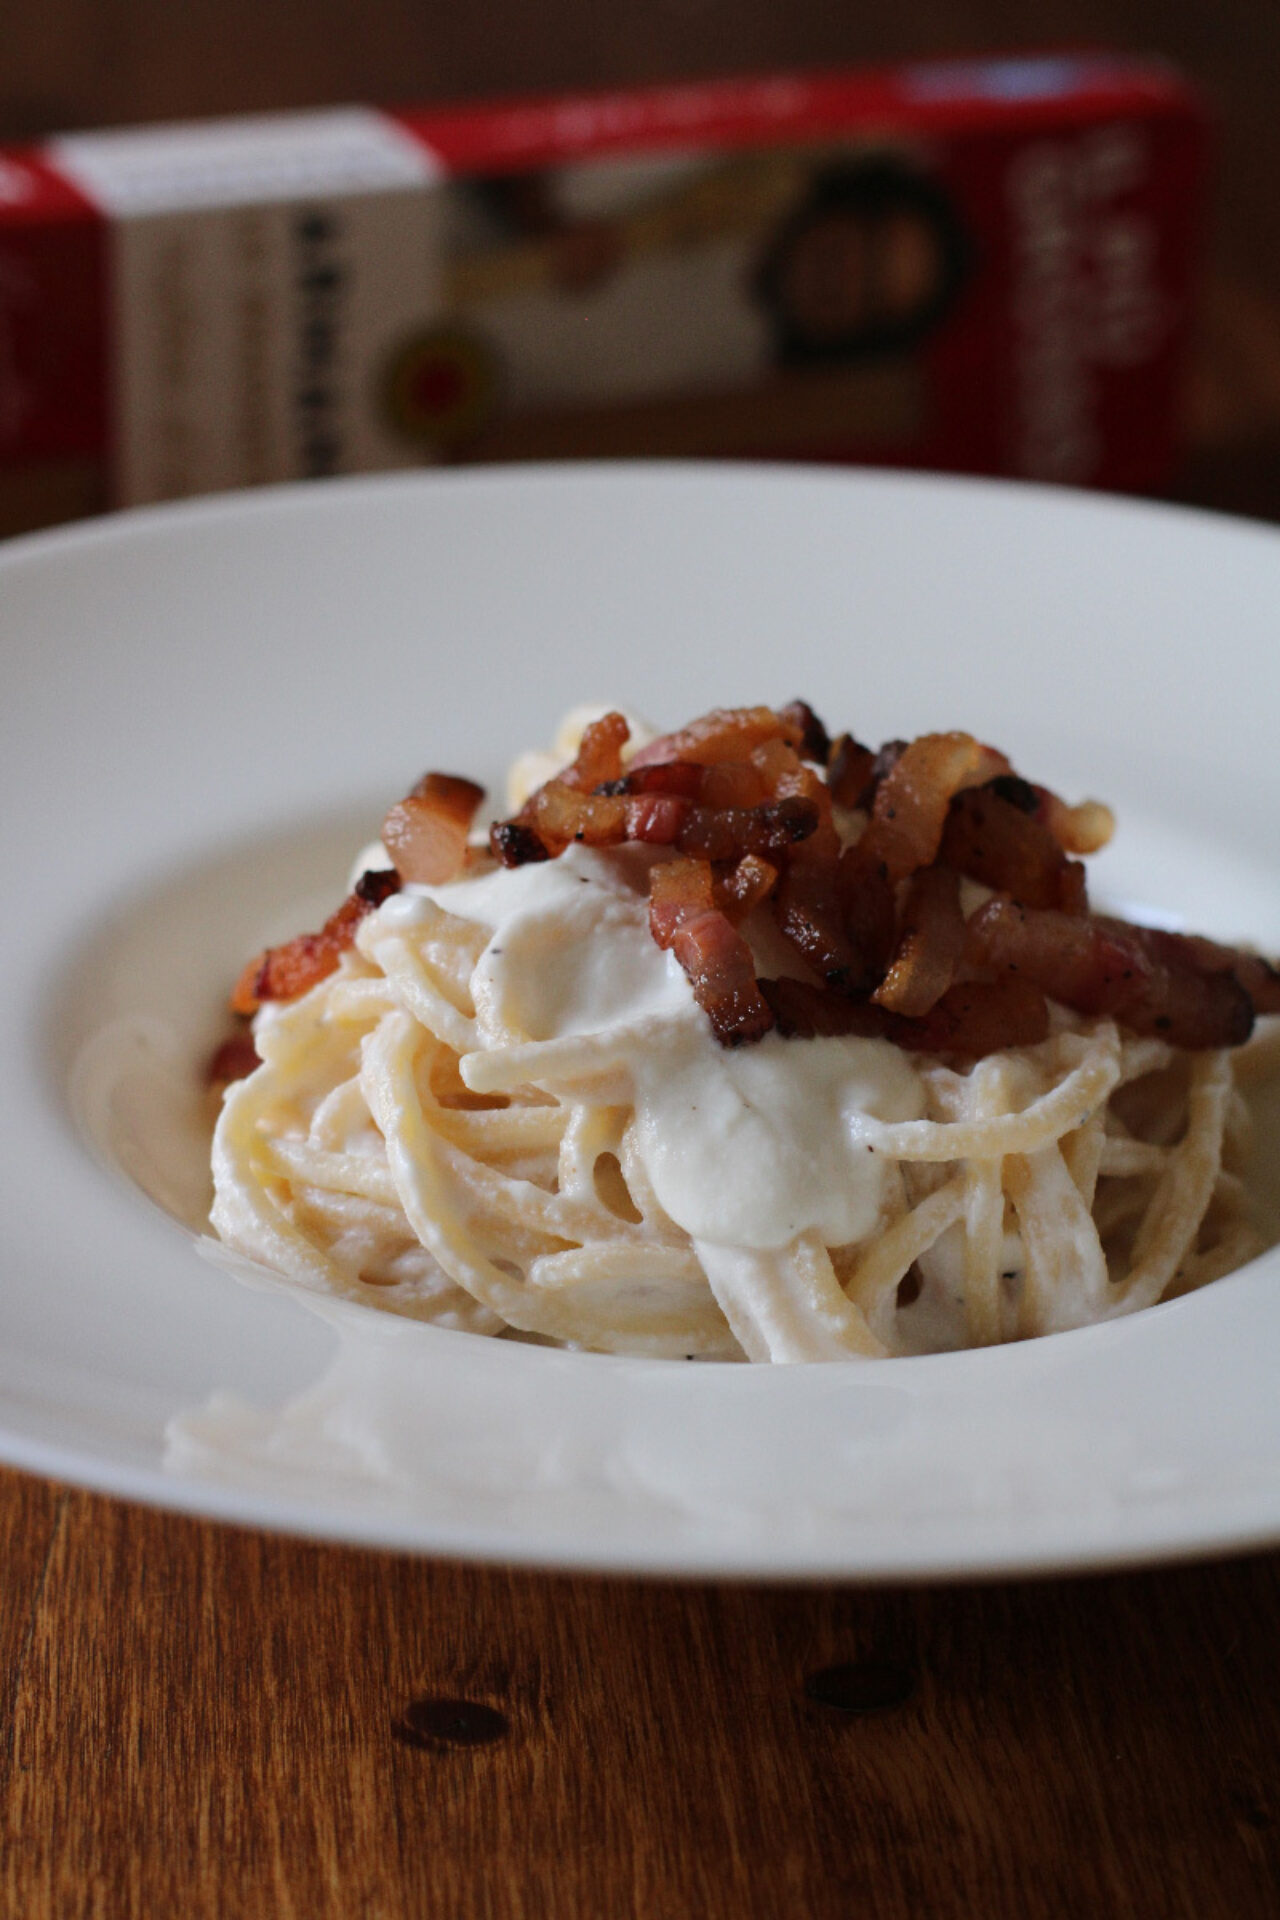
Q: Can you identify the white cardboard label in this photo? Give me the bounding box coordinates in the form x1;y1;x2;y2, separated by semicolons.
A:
49;110;445;504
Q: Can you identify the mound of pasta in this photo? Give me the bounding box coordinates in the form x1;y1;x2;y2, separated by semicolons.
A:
209;703;1279;1361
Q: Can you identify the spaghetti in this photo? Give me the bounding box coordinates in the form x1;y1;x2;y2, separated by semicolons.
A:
210;705;1275;1361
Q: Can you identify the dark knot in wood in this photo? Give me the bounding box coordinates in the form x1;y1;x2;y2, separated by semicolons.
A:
392;1695;511;1750
802;1659;916;1715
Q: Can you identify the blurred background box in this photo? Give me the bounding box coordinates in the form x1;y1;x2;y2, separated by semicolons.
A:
0;52;1204;535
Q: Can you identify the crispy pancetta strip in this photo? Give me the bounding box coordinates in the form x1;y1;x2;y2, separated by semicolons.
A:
232;868;401;1014
648;856;715;950
857;731;1011;884
826;733;877;810
873;866;966;1016
672;910;776;1047
628;705;802;769
940;784;1086;912
968;898;1255;1049
558;709;631;791
714;853;778;922
382;773;486;884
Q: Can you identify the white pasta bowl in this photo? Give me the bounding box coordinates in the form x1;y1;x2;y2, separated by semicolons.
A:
2;462;1279;1579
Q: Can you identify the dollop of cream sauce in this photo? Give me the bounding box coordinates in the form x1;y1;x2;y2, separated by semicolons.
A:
381;843;925;1256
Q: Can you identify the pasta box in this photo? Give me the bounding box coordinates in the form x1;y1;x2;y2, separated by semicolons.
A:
0;52;1206;536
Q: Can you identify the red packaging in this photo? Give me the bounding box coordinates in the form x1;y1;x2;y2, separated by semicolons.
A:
0;53;1206;535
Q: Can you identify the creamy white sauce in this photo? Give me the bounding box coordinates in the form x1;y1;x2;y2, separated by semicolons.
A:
393;842;925;1262
393;846;689;1043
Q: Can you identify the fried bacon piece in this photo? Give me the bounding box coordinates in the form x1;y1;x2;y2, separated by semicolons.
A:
829;737;912;837
505;781;819;863
1030;783;1115;855
1110;923;1261;1047
1124;960;1254;1049
771;830;899;995
967;898;1255;1049
628;705;802;770
759;974;1049;1057
759;976;889;1040
621;793;693;847
490;820;552;866
697;758;770;810
940;784;1087;912
559;710;631;791
714;853;778;922
773;843;878;992
606;744;805;814
649;852;789;992
649;857;714;949
529;781;628;851
750;737;831;813
207;1028;260;1087
776;699;831;765
595;760;704;801
487;714;632;864
675;795;819;861
232;868;401;1014
772;845;850;984
1241;955;1280;1013
857;731;1011;885
871;739;909;779
873;866;966;1017
838;851;899;988
1149;930;1280;1014
978;772;1115;860
826;734;877;810
893;979;1051;1056
382;772;486;885
967;898;1153;1019
671;908;776;1046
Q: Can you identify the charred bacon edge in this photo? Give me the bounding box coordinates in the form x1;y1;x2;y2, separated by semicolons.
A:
232;867;401;1015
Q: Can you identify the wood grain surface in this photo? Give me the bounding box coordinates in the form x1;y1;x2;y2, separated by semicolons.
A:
3;1470;1279;1918
4;6;1280;1916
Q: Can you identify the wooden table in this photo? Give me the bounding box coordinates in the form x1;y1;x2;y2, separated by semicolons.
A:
5;7;1280;1914
2;1474;1278;1917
